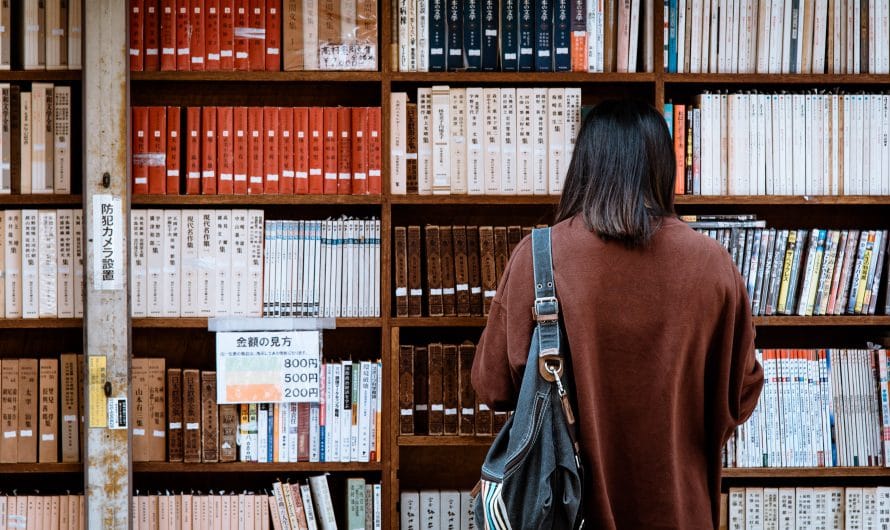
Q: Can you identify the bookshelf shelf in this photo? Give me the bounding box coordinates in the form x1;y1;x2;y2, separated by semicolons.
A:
675;195;890;205
0;70;82;81
722;467;890;479
390;195;560;205
0;318;82;328
389;72;657;83
132;317;383;329
133;462;383;473
0;463;83;473
130;71;382;83
390;317;489;328
0;195;83;206
398;436;496;447
392;316;890;328
131;194;382;206
662;73;890;85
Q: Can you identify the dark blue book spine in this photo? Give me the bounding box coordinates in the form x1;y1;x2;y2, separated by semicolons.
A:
534;0;553;71
518;0;535;70
464;0;482;70
429;0;448;71
481;0;499;70
553;0;571;71
501;0;519;70
446;0;464;70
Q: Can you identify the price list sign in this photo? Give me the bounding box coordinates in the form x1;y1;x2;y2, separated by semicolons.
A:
216;331;321;404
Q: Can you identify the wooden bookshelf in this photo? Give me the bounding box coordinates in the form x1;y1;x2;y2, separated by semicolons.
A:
722;468;890;479
0;70;82;81
398;436;497;447
0;318;83;329
662;73;890;85
132;194;382;206
390;316;890;328
0;195;83;206
389;72;657;83
0;463;83;474
131;71;382;83
132;317;383;328
133;462;383;473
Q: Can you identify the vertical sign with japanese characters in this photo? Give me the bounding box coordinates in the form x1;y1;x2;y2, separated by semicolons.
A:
92;194;124;290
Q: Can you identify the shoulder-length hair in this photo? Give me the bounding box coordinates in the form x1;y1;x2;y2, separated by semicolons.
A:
555;99;676;247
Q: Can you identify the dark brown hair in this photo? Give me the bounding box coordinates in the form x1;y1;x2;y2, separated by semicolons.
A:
555;99;676;247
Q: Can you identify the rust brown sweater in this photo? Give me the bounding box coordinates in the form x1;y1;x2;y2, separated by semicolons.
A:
472;215;764;529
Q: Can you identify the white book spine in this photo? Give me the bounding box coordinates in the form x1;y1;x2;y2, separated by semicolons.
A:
0;213;4;317
303;0;319;70
465;88;484;195
146;209;164;317
564;88;582;189
131;210;148;318
287;402;298;463
417;0;429;72
532;88;549;195
197;209;217;317
499;88;517;195
358;361;372;462
482;88;501;195
547;88;566;194
449;88;467;194
68;0;82;69
690;0;703;73
417;88;433;194
308;475;337;530
230;210;248;316
56;209;73;318
179;211;198;317
390;93;408;194
398;0;411;71
20;92;31;195
248;210;264;317
37;209;56;317
309;402;321;462
701;0;713;73
400;492;419;530
163;209;181;317
215;210;232;316
257;405;268;463
53;86;70;194
73;209;83;317
516;88;535;195
420;490;441;530
677;0;687;72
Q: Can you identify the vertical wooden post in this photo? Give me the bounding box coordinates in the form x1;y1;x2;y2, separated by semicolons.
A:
83;1;131;528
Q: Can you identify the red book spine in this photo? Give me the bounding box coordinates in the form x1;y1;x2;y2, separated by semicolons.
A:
176;0;191;70
132;107;150;194
247;107;264;194
160;0;177;70
294;107;310;194
130;0;144;71
201;106;218;194
248;0;266;70
265;0;280;71
144;0;161;70
351;107;368;195
322;107;338;194
148;106;168;194
166;106;182;194
190;0;206;70
205;0;221;70
186;107;202;194
219;0;235;69
308;107;324;194
233;107;249;194
367;106;381;195
233;0;251;70
673;104;685;195
217;107;234;194
263;107;280;194
278;107;295;194
336;107;352;195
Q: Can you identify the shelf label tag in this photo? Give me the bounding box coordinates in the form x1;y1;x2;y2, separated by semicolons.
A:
106;397;128;430
88;355;107;428
92;194;124;291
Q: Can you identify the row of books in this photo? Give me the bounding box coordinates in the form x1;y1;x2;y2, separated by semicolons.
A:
389;87;581;196
129;0;378;72
725;349;889;469
395;0;653;73
132;106;382;196
10;1;82;70
398;342;507;437
0;84;73;195
399;489;475;530
689;220;889;316
263;218;381;318
0;495;84;530
0;355;83;464
393;224;534;318
270;477;382;530
723;486;890;529
669;93;890;196
136;360;382;464
0;209;84;320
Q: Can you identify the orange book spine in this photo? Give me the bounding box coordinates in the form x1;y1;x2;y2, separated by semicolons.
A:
570;31;587;72
278;107;295;194
248;0;266;70
247;107;264;194
176;0;192;70
233;106;249;194
265;0;281;71
308;107;324;194
166;106;181;194
186;107;202;194
217;106;235;194
322;107;338;194
336;107;352;195
673;104;685;195
350;107;368;195
190;0;206;70
201;106;218;194
205;0;221;70
294;107;310;194
219;0;236;69
132;107;150;194
145;0;161;70
160;0;177;70
148;106;168;194
234;0;251;70
367;106;381;195
130;0;145;71
263;107;280;193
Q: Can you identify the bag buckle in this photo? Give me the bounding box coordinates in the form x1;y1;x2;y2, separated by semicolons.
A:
539;351;563;382
533;296;559;322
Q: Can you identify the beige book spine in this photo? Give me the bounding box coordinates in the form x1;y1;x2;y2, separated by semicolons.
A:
52;86;70;194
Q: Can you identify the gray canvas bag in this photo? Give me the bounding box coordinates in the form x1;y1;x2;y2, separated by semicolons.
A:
473;227;585;529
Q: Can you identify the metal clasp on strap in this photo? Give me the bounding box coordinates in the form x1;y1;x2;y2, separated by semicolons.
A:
533;296;559;322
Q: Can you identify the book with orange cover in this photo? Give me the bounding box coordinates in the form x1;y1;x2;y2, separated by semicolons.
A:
234;0;250;70
294;107;310;194
130;0;145;71
132;107;150;194
145;0;161;71
176;0;192;70
38;358;58;463
308;107;324;194
186;107;202;194
232;106;249;194
263;107;280;193
217;106;235;194
265;0;281;70
219;0;236;69
336;106;352;194
247;107;264;194
199;106;217;194
672;104;685;195
322;107;338;194
166;106;181;194
160;0;177;70
351;107;368;195
249;0;266;70
367;107;382;195
148;106;167;194
190;0;206;70
205;0;222;70
278;107;295;194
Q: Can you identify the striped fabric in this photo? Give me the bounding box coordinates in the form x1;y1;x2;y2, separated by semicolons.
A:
481;480;513;530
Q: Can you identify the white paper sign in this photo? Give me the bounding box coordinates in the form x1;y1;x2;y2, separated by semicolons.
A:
216;330;321;404
92;194;124;290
